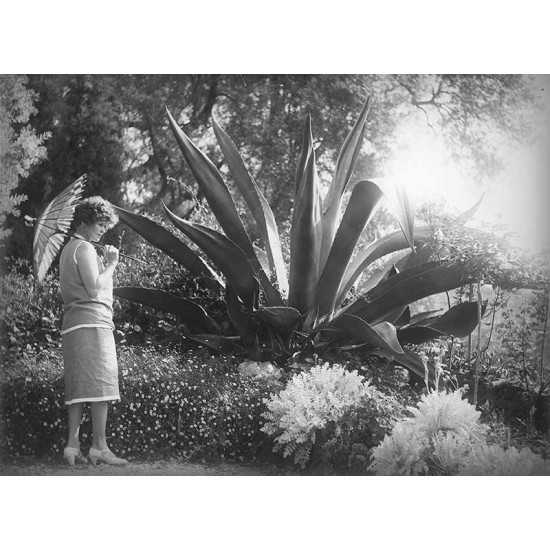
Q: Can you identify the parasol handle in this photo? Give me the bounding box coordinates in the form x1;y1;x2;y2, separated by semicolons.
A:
28;217;153;267
89;240;151;267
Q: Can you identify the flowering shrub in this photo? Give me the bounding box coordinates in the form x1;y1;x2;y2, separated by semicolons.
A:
0;346;271;461
460;443;550;475
261;364;403;470
0;259;63;357
369;390;550;475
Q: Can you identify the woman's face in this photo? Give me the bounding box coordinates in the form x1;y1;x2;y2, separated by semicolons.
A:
87;221;110;241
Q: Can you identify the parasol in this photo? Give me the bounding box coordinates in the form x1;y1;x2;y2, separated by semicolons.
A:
28;174;149;283
30;174;87;283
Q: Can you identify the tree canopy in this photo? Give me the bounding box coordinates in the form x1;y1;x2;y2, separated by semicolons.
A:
3;74;542;262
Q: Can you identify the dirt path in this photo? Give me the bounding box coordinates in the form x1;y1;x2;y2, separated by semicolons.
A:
0;457;280;476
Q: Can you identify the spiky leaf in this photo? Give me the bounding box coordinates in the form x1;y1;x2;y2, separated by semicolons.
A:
166;108;254;258
320;98;371;269
113;287;220;333
454;193;485;225
113;205;223;286
185;334;241;351
212;116;288;296
163;204;259;308
288;135;322;316
398;301;487;344
392;182;415;251
345;261;472;324
255;306;302;334
225;287;258;343
316;180;383;318
329;314;404;355
336;225;432;306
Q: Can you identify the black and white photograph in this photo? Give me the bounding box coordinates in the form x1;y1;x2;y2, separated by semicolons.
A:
1;3;549;549
2;72;549;476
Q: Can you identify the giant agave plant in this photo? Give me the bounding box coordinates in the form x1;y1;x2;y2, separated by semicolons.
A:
114;98;482;380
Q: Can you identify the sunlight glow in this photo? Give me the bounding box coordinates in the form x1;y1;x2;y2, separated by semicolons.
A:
378;119;477;215
377;97;550;254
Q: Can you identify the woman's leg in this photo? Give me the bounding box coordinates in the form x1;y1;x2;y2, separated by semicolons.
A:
91;401;109;450
67;402;84;448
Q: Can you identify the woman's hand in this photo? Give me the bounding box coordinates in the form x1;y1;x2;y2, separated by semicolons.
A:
76;242;118;299
104;245;119;267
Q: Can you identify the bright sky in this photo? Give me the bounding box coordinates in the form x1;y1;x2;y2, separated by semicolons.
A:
378;76;550;254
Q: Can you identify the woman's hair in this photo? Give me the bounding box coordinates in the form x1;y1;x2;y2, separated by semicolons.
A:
72;196;119;230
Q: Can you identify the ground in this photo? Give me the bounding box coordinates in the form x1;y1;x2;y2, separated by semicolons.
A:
0;457;281;476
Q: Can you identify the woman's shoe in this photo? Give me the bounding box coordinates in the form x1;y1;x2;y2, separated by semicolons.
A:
88;447;128;466
63;446;88;466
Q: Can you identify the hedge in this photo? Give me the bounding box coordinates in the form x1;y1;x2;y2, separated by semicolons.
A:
0;346;275;462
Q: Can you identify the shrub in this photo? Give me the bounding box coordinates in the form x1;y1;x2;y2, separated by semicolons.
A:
0;255;225;354
459;443;550;475
369;390;550;475
0;346;272;462
0;259;62;357
261;363;403;470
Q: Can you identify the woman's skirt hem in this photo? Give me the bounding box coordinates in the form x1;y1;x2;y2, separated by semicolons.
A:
65;395;120;406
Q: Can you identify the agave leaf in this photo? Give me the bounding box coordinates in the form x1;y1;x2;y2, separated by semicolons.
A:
166;108;254;258
329;315;433;383
356;250;412;300
395;244;433;272
375;349;432;382
225;287;258;342
454;193;485;225
113;205;223;287
429;300;487;336
336;225;433;306
185;334;241;351
398;301;487;344
391;182;415;251
196;223;282;306
255;306;302;334
345;261;472;324
113;287;220;334
396;326;446;345
163;204;259;308
394;306;411;327
295;114;314;195
316;180;383;319
320;98;371;269
406;309;443;326
253;244;270;275
329;314;404;355
212;116;288;296
374;305;409;326
288;141;322;316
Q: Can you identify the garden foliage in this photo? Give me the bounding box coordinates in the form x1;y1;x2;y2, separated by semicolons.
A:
0;347;271;461
369;389;550;475
261;364;403;470
112;99;485;381
0;259;62;355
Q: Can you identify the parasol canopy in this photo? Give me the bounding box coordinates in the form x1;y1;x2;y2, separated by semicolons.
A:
32;174;87;283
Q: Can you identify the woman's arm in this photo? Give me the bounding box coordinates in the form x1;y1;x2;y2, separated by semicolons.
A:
75;242;119;299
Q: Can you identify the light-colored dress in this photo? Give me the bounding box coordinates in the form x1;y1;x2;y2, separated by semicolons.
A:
59;236;119;406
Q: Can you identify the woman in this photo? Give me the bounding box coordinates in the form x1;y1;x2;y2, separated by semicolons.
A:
59;196;127;466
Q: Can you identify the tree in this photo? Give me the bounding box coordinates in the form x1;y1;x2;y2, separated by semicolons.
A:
5;74;540;263
4;75;127;260
0;75;48;247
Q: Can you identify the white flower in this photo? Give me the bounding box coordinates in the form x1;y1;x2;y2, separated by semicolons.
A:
261;364;375;467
